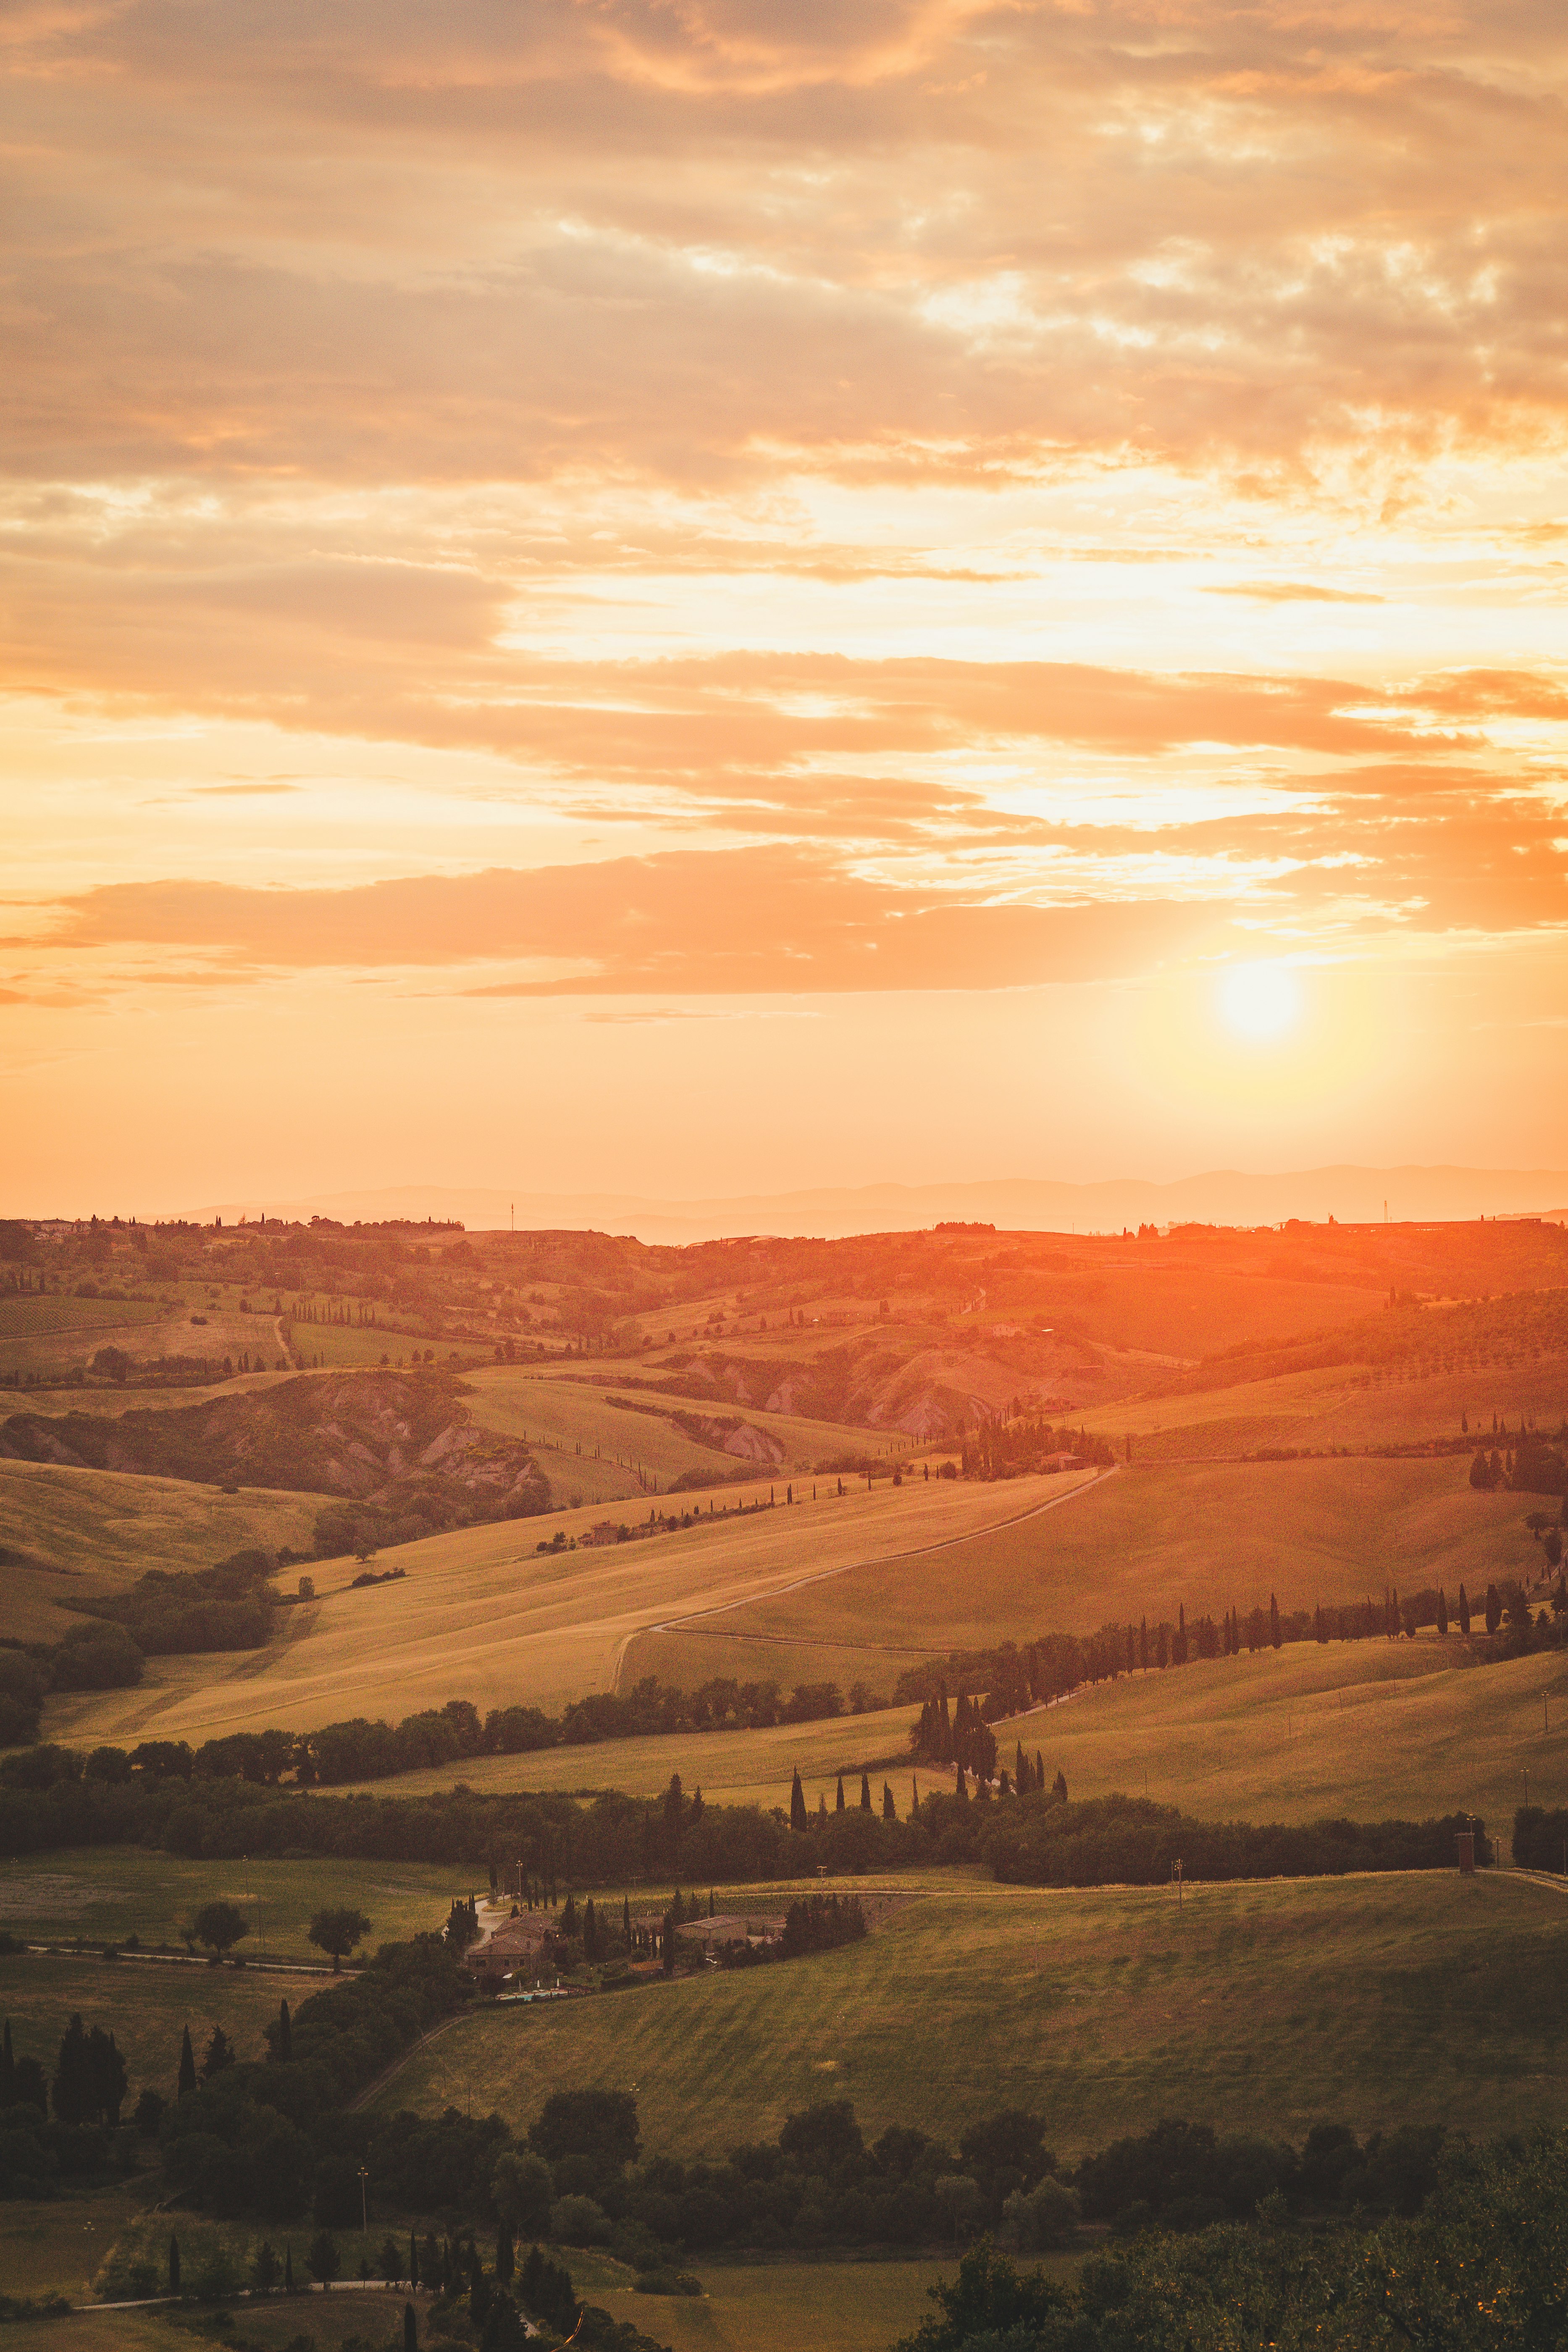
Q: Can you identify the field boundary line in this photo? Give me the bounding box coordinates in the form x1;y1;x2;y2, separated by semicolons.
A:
346;2008;472;2111
633;1466;1119;1661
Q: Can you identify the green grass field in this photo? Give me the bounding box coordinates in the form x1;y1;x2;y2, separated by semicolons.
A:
43;1472;1080;1749
0;1460;320;1642
0;1951;292;2113
0;1295;274;1383
0;1850;460;1963
378;1867;1568;2163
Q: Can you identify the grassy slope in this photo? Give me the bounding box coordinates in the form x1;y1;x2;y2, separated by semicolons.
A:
1082;1356;1568;1459
376;1868;1568;2162
41;1473;1081;1748
0;1461;320;1642
465;1365;912;1503
679;1459;1542;1673
995;1639;1568;1830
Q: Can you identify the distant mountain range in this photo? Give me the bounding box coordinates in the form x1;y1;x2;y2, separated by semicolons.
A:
173;1167;1568;1243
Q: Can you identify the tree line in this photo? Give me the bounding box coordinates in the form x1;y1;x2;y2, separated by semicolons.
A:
0;1752;1487;1899
896;1568;1567;1732
0;1674;864;1800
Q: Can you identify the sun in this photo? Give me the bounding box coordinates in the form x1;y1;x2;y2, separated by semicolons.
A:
1217;960;1303;1043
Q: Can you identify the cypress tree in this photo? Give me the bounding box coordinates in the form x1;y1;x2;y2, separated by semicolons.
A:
284;2245;294;2294
410;2231;420;2289
835;1775;846;1813
177;2024;197;2099
882;1782;896;1820
405;2302;418;2352
278;1998;292;2061
169;2235;181;2296
954;1763;967;1802
1139;1617;1149;1671
1014;1741;1027;1792
860;1772;872;1811
709;1888;715;1917
0;2020;11;2104
1053;1769;1067;1802
1269;1592;1281;1649
1458;1582;1471;1634
1437;1587;1449;1636
1035;1751;1044;1790
52;2014;93;2126
1173;1603;1188;1666
790;1769;807;1832
817;1793;828;1825
623;1896;631;1943
495;2225;514;2284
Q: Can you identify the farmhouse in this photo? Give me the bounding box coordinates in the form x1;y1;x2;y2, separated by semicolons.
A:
465;1913;559;1986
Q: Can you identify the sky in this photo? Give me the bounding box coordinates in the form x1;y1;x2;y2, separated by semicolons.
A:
3;0;1566;1219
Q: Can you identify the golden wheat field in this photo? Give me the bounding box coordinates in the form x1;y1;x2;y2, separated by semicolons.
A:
40;1469;1094;1749
0;1459;321;1642
662;1456;1540;1673
319;1638;1568;1832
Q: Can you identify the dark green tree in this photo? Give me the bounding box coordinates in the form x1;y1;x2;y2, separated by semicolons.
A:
378;2235;402;2284
661;1911;675;1975
51;2013;94;2126
1053;1769;1067;1802
404;2301;418;2352
789;1768;807;1831
495;2224;514;2283
189;1899;248;1957
307;2229;340;2289
252;2240;280;2294
1458;1582;1471;1634
860;1772;872;1811
622;1895;631;1944
882;1782;896;1820
308;1907;372;1971
409;2229;420;2289
1485;1582;1502;1635
284;2245;294;2293
1270;1592;1281;1649
1437;1587;1449;1635
87;2025;127;2125
276;1997;292;2060
200;2024;234;2080
835;1775;846;1813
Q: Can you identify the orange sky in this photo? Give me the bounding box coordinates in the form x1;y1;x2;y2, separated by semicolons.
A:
3;0;1566;1216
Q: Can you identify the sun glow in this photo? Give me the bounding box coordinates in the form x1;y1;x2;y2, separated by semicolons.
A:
1218;961;1303;1043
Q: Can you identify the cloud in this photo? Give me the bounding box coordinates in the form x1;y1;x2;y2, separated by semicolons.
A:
1207;583;1386;604
3;2;1566;491
36;847;1231;994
